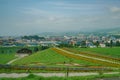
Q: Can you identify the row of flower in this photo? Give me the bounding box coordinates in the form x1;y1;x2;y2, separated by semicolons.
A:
62;48;120;63
52;48;120;68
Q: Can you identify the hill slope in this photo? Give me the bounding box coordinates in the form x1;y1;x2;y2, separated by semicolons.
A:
12;49;98;66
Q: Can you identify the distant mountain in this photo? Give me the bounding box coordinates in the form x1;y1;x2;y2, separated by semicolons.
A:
94;27;120;34
37;27;120;36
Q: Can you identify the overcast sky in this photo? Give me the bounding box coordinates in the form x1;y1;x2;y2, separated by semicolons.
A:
0;0;120;36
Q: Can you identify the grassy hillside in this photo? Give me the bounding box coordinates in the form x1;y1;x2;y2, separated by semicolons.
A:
73;47;120;58
12;49;98;66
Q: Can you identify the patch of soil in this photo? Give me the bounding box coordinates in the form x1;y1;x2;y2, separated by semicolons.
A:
57;63;81;66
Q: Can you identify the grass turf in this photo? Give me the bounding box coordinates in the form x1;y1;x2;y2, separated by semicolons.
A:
0;53;15;64
73;47;120;58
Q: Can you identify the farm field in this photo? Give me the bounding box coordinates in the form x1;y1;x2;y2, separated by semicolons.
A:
52;48;120;67
0;47;119;73
72;47;120;58
12;49;99;66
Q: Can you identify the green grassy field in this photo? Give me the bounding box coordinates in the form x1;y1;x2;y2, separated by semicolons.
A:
0;46;42;54
73;47;120;58
12;49;98;66
0;46;41;64
1;47;119;67
0;53;15;64
0;47;24;64
0;47;20;54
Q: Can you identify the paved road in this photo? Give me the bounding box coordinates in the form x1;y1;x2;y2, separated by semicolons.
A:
0;72;119;78
55;48;120;65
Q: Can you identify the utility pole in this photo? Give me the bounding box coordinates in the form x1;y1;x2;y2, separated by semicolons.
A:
66;66;69;77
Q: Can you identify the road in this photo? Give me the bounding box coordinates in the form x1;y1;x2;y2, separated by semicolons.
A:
0;72;119;78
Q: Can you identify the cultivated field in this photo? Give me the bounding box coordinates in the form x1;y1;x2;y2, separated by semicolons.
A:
52;48;120;67
0;47;120;73
73;47;120;58
12;49;98;66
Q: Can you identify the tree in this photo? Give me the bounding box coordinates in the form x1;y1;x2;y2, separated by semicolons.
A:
1;50;4;53
22;35;45;40
95;41;99;48
81;41;86;48
110;40;113;48
116;41;120;46
34;47;39;52
41;46;49;50
105;42;110;47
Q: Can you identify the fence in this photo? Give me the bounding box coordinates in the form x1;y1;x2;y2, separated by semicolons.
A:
0;64;112;72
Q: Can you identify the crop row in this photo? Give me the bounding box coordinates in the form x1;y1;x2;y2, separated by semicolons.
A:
52;48;120;67
62;48;120;62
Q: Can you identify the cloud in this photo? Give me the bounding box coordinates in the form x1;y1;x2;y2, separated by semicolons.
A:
112;15;120;19
47;1;101;11
110;6;120;13
108;6;120;20
49;16;56;21
21;8;48;15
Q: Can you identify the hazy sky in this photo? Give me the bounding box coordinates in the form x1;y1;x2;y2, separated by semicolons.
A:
0;0;120;36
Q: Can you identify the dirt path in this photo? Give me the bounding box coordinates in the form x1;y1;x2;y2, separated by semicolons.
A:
6;54;27;64
7;57;22;64
0;72;119;78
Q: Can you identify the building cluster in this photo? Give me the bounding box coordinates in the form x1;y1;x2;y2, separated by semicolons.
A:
0;33;120;48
